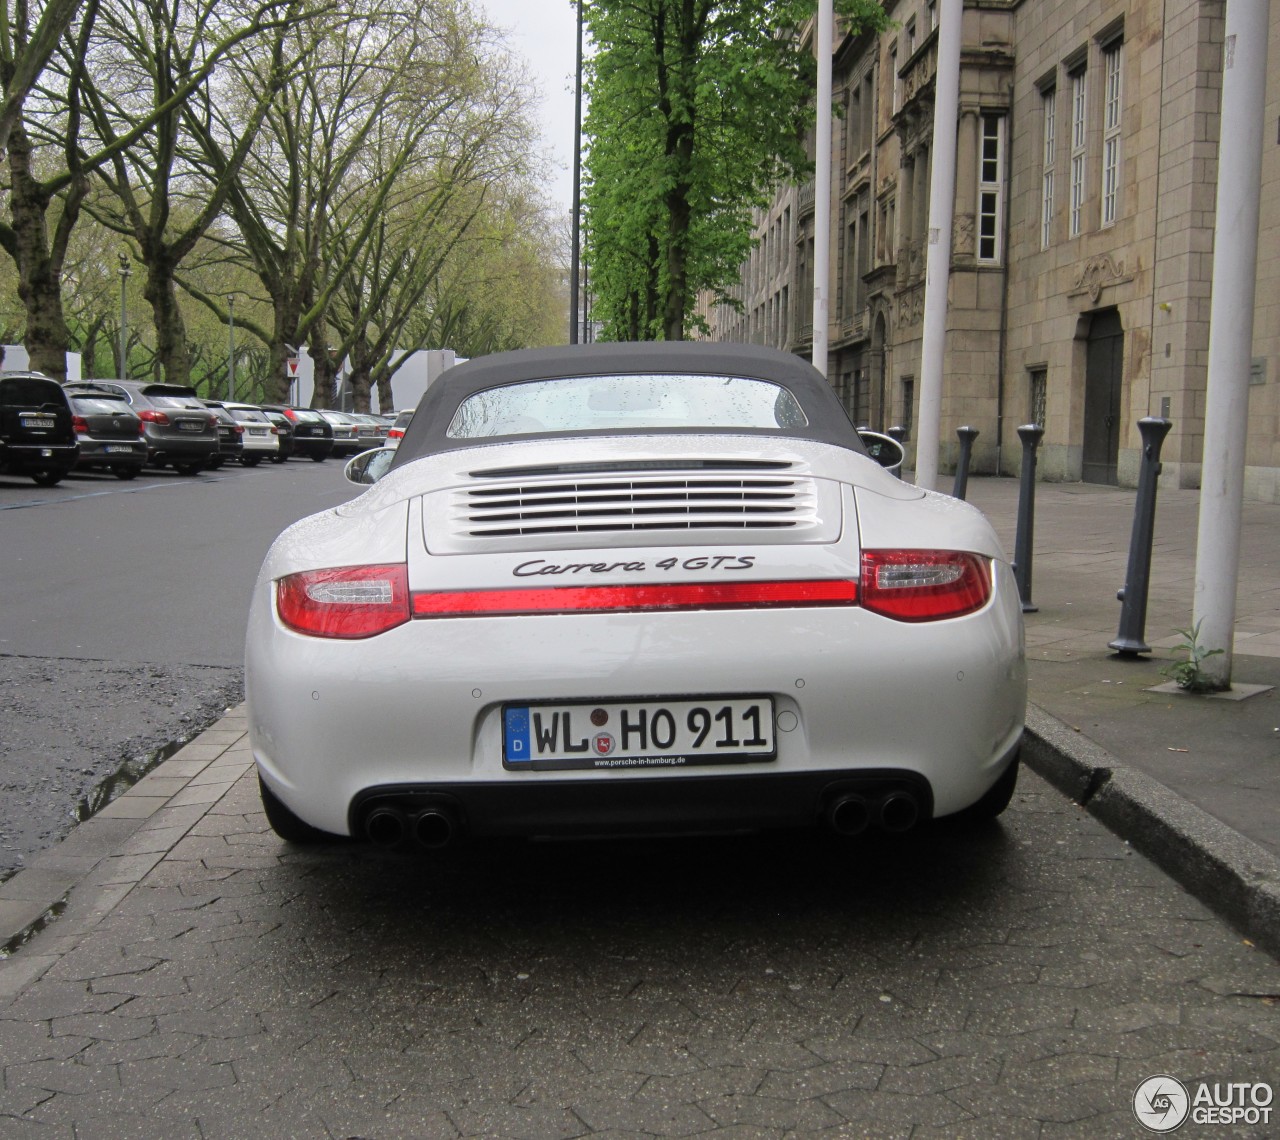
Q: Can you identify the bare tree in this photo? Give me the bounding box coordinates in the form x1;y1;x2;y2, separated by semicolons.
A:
79;0;305;385
0;0;297;379
184;0;490;405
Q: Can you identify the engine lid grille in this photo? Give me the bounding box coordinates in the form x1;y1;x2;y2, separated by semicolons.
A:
461;474;812;537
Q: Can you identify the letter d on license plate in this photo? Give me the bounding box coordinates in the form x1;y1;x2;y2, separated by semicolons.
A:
503;697;775;771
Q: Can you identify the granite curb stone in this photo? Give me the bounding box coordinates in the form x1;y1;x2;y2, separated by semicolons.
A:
1023;705;1280;959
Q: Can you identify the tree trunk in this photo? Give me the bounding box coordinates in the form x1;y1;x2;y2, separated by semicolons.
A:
376;373;395;412
143;252;192;387
268;307;302;405
7;125;76;380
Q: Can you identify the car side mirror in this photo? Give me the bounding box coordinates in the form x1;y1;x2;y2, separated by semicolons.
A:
857;430;905;472
344;446;396;486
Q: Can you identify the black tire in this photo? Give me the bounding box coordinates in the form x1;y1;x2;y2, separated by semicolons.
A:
271;454;287;464
241;454;261;467
956;755;1020;823
114;466;141;481
310;454;326;462
207;455;224;470
259;776;338;844
31;469;63;487
175;461;203;475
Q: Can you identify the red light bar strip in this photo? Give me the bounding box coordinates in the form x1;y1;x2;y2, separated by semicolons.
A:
412;579;858;617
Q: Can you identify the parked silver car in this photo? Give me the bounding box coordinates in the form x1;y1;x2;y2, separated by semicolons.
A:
65;381;218;474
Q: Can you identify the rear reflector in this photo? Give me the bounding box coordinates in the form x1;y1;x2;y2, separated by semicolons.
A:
859;550;991;622
277;564;410;638
411;579;858;617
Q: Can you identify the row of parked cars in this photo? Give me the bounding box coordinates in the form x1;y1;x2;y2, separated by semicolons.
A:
0;371;401;486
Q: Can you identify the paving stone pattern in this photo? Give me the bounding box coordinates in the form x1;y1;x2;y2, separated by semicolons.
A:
0;715;1277;1138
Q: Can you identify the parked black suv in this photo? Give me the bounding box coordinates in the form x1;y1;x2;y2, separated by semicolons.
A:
64;380;218;474
0;372;78;486
259;404;334;461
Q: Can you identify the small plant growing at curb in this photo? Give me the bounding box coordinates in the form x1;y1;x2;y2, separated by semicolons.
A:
1161;621;1226;693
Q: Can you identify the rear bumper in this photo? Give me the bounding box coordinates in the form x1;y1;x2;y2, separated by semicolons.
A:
347;768;940;840
290;436;333;459
0;441;78;473
146;433;218;462
74;438;147;466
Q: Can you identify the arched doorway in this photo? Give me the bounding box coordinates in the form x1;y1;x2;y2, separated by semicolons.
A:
1082;309;1124;485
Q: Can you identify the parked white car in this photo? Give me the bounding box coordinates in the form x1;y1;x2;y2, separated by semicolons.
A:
220;402;279;466
246;343;1026;851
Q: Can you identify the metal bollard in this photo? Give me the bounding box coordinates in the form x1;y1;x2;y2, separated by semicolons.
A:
1012;424;1044;613
1109;417;1174;655
886;427;907;478
952;426;979;500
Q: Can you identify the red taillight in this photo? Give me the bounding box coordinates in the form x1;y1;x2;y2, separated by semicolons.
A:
859;550;991;622
72;414;88;433
277;564;410;639
388;428;404;439
282;408;298;421
411;579;858;618
138;409;170;426
208;415;219;429
233;424;245;435
136;419;145;436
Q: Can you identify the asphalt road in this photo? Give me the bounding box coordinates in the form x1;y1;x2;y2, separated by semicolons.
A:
0;459;356;878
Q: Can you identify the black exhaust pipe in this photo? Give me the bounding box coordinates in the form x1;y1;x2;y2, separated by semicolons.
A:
825;793;871;836
877;791;920;834
412;806;458;850
365;805;409;848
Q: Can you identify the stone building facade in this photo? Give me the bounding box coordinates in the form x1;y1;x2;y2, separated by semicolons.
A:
699;0;1280;500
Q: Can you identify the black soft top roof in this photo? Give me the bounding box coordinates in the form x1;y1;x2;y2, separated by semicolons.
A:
392;342;865;466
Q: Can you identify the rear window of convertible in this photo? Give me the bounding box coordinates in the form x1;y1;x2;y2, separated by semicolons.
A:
445;374;809;439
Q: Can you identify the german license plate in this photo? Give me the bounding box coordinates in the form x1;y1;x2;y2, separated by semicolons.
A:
20;414;54;430
178;420;202;432
503;697;775;771
104;444;131;453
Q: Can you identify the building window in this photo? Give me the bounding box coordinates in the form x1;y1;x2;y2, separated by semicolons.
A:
1041;88;1056;249
900;376;914;438
1029;368;1047;428
862;73;874;152
978;114;1004;262
1069;67;1087;237
927;1;937;32
853;369;870;427
905;19;916;58
890;46;900;115
847;83;861;161
1101;40;1123;226
843;214;859;320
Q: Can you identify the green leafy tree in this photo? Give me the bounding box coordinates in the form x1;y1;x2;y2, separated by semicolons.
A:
583;0;884;341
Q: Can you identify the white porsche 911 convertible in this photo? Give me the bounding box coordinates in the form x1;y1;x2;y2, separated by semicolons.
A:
246;342;1026;849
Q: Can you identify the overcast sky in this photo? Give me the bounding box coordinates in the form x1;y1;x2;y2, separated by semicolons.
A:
477;0;584;216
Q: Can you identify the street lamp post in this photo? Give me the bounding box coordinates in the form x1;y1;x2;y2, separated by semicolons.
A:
569;0;584;344
117;253;131;380
227;294;236;401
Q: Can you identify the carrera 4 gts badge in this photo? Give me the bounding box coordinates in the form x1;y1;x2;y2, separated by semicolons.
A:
513;555;756;577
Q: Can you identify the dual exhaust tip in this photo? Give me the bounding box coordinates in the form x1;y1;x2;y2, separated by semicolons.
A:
824;789;920;836
363;803;459;851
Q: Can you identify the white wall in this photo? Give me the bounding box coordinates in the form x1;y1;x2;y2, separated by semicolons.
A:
2;346;82;383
